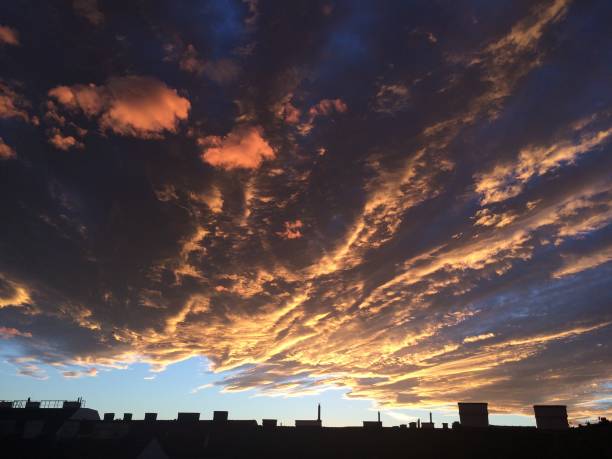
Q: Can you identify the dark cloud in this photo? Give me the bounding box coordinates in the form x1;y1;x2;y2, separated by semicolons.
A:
0;0;611;422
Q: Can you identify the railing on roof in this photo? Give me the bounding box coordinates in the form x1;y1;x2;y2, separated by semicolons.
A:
0;397;85;408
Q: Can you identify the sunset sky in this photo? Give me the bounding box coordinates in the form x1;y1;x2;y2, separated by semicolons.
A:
0;0;611;426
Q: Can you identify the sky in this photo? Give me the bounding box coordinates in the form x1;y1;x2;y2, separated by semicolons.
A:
0;0;611;427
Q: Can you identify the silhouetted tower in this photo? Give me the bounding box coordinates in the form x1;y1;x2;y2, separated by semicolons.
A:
533;405;568;429
317;403;321;422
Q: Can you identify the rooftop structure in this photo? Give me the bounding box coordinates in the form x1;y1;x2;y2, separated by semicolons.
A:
533;405;568;430
458;402;489;427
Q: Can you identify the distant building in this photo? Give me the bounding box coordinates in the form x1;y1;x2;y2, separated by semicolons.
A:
533;405;568;429
458;403;489;427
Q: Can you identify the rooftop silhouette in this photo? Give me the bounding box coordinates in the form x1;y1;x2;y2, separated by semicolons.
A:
1;397;610;458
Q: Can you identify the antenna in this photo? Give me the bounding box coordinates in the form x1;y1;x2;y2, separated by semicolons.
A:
378;411;381;423
317;403;321;421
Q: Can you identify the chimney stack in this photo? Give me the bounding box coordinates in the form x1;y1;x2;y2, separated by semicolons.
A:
317;403;321;422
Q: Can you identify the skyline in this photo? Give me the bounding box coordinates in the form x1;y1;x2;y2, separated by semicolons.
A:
1;0;611;427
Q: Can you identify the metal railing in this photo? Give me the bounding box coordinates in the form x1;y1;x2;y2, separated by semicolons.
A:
0;398;85;408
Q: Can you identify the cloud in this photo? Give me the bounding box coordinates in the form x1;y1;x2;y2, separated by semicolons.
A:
0;81;30;122
48;131;84;151
48;76;191;139
554;243;612;278
3;0;612;424
275;94;301;124
179;44;206;75
199;125;275;170
189;186;224;213
277;220;304;239
299;98;348;134
0;326;32;339
72;0;104;26
463;333;495;344
7;357;47;380
373;84;410;114
0;137;16;160
0;25;19;46
475;118;612;205
0;275;31;308
190;383;213;394
62;367;98;378
178;44;240;84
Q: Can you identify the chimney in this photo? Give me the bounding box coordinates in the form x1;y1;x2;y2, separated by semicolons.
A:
317;403;321;422
429;412;432;423
378;411;381;423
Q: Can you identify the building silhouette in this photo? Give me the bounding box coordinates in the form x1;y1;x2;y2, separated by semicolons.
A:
533;405;569;429
458;402;489;427
0;398;609;458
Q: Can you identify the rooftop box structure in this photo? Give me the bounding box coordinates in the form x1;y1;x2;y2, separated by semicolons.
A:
533;405;568;430
262;419;277;428
458;402;489;427
177;412;200;422
409;422;417;429
213;411;228;422
421;422;434;429
103;413;115;421
144;412;158;421
123;413;133;421
363;421;383;428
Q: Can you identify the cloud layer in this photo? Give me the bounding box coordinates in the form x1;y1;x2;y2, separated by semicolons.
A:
0;0;611;423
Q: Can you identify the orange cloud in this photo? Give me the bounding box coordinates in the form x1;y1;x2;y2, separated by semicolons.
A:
308;98;348;117
0;81;30;122
0;25;19;46
275;94;301;124
277;220;304;239
199;125;275;170
0;137;16;160
299;98;348;134
48;131;84;151
48;76;191;139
